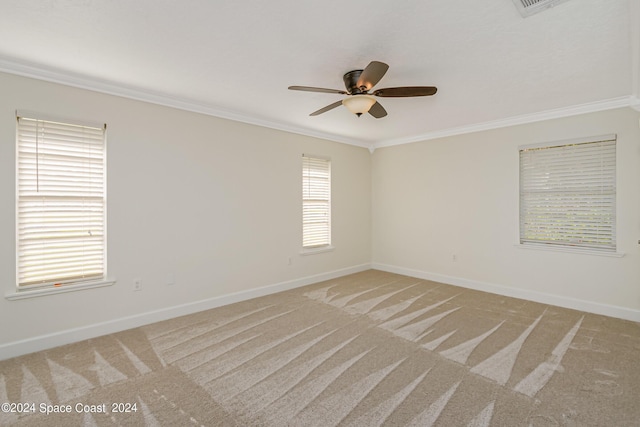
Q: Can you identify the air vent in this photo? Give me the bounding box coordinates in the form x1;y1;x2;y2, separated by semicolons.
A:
511;0;571;17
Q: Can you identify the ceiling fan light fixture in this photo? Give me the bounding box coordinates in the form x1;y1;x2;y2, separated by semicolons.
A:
342;95;376;116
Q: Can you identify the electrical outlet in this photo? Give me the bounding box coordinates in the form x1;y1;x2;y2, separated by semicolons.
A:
133;278;142;291
452;254;457;262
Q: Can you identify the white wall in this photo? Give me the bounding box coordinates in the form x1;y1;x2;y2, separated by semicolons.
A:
372;108;640;318
0;72;371;352
2;70;639;359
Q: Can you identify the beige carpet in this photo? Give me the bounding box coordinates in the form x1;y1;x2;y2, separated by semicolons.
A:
1;270;639;426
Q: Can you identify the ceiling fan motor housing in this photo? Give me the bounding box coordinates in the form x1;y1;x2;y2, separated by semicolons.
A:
343;70;366;94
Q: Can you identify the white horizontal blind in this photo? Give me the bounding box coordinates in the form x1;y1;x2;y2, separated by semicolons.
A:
302;156;331;248
519;137;616;252
17;116;106;287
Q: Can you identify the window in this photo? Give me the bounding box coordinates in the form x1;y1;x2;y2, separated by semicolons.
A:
302;155;331;249
519;135;616;253
16;114;107;289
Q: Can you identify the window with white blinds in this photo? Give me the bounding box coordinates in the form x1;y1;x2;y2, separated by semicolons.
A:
17;115;107;288
302;155;331;248
519;135;616;252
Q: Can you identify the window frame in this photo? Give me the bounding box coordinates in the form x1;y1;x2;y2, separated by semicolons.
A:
518;134;621;256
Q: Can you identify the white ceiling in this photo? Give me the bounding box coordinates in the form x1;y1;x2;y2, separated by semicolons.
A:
1;0;638;149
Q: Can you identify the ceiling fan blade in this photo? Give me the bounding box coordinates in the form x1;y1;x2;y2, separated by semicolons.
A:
289;86;347;95
372;86;438;97
368;101;387;118
356;61;389;91
310;100;343;116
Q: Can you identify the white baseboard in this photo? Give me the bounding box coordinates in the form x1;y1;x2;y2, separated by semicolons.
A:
371;263;640;323
4;262;636;361
0;263;371;361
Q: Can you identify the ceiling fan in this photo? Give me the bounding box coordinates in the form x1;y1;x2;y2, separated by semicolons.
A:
288;61;437;118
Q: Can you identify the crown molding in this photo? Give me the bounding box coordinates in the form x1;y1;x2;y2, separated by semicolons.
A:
372;96;637;150
1;56;636;152
0;56;370;150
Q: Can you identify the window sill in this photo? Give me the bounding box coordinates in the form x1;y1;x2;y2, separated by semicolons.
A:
5;278;116;300
300;245;335;256
516;243;625;258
